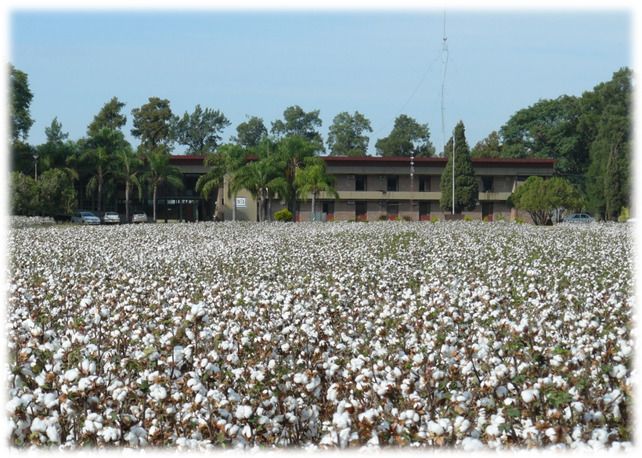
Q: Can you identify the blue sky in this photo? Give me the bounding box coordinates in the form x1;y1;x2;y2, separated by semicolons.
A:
10;10;631;154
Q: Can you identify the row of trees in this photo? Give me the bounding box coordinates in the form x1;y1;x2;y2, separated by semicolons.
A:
471;68;631;220
10;64;630;221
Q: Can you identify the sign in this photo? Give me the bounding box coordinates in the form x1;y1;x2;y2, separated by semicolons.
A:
236;197;247;208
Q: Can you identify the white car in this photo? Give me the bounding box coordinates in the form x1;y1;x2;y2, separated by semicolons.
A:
71;211;101;225
132;212;148;224
102;212;120;224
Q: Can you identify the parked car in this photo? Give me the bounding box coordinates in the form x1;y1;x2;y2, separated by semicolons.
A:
563;213;595;223
132;212;148;224
102;211;120;224
71;211;101;225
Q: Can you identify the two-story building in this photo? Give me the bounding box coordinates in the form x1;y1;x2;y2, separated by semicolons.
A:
165;155;555;223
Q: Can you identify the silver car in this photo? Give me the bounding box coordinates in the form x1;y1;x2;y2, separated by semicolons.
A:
71;211;101;225
563;213;595;223
102;211;120;224
132;212;148;224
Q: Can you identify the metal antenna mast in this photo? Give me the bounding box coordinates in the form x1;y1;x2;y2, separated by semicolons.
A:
440;11;449;157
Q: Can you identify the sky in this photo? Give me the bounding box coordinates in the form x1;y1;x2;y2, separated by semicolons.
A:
9;9;632;155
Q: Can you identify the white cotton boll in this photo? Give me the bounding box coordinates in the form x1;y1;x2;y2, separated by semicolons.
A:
64;368;79;382
412;353;424;364
428;421;444;436
31;418;47;433
610;364;627;379
603;389;621;405
235;405;252;419
485;424;500;437
263;333;272;342
43;392;59;409
242;424;252;438
495;386;508;398
461;437;485;451
455;416;470;433
281;343;290;352
293;373;308;384
172;346;184;364
332;411;350;429
521;389;538;403
150;384;167;401
46;425;60;443
327;384;339;402
591;428;609;444
351;357;364;370
432;369;445;380
545;427;557;441
268;359;276;370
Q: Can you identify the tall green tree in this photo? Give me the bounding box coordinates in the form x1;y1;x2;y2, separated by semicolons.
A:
10;65;34;143
131;97;175;150
173;105;230;155
233;116;268;148
327;111;372;157
375;114;435;157
195;148;230;221
294;158;339;221
232;158;282;222
36;168;78;217
112;147;143;223
144;148;184;222
271;136;318;216
439;121;478;214
81;128;128;212
88;97;127;137
10;172;38;215
471;131;502;158
36;118;77;172
271;105;324;151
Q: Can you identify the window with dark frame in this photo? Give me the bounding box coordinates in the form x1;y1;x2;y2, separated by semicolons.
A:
418;176;430;192
355;175;367;191
387;176;398;192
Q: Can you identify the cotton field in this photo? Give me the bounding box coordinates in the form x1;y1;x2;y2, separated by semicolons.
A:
7;220;633;450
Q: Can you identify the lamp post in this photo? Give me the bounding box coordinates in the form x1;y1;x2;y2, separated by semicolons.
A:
32;153;39;180
451;129;456;215
409;155;415;212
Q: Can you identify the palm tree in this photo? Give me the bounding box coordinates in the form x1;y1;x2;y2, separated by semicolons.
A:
113;147;142;223
271;136;317;216
232;159;282;222
294;159;339;221
144;148;184;222
81;128;127;213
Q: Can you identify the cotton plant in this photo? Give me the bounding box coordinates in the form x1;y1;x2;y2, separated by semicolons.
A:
7;219;633;450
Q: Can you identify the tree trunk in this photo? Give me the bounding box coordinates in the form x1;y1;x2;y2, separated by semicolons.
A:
215;183;224;221
268;196;272;222
125;181;130;223
153;184;157;222
97;172;103;213
311;193;316;222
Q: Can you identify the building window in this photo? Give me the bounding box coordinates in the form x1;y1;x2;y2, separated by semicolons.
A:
418;176;430;192
481;176;494;192
387;176;398;192
355;175;367;191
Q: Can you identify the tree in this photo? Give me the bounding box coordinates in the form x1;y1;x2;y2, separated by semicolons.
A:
439;121;478;214
37;118;76;172
510;176;582;225
10;171;38;215
131;97;175;150
144;148;184;222
233;116;268;148
271;136;318;216
231;158;281;222
10;65;34;143
81;128;128;213
195;150;228;221
271;105;324;151
173;105;230;155
112;147;142;223
88;97;127;137
327;111;372;157
471;131;502;158
36;168;78;217
375;114;435;157
294;158;339;221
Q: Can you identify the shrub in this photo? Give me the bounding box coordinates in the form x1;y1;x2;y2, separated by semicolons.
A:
402;215;413;222
378;215;388;221
430;215;439;223
618;207;630;222
464;215;473;222
274;208;293;222
495;213;505;222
